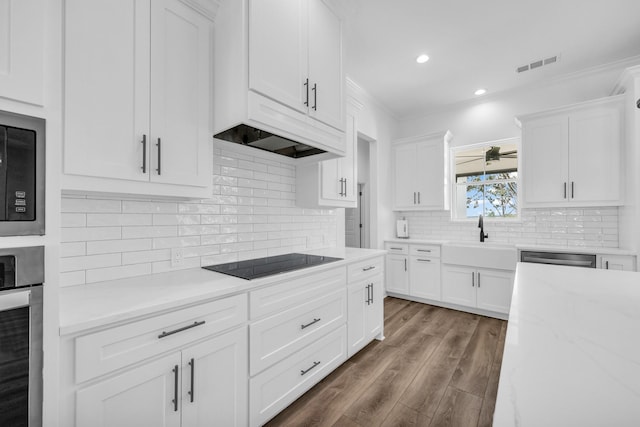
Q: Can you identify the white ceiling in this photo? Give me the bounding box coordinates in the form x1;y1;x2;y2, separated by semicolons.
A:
341;0;640;118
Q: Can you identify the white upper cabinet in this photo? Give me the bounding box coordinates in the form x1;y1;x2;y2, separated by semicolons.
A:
214;0;345;158
519;95;623;208
392;131;452;211
63;0;212;199
306;0;344;130
0;0;44;105
296;100;357;208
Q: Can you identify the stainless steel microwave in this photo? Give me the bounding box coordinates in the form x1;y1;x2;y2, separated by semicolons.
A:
0;110;45;236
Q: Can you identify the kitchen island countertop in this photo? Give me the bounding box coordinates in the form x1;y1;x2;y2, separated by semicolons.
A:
494;262;640;426
59;247;385;336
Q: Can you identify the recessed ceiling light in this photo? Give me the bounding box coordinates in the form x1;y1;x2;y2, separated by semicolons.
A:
474;88;487;96
416;54;429;64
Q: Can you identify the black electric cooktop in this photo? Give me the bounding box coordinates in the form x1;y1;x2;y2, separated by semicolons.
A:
202;253;343;280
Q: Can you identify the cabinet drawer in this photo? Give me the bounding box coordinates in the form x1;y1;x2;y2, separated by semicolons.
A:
410;244;441;258
250;288;346;375
250;266;346;320
75;293;247;383
250;324;347;427
385;243;409;254
347;256;384;283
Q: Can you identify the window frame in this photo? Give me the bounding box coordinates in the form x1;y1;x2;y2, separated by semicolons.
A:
450;137;521;222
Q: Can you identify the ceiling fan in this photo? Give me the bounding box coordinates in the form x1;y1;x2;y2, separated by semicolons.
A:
456;146;517;166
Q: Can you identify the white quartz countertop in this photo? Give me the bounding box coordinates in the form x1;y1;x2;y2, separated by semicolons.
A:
494;262;640;426
384;239;637;256
59;247;385;336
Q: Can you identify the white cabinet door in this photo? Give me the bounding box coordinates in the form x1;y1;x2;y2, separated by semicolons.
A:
0;0;44;105
441;265;476;307
64;0;150;182
181;328;247;427
568;106;621;204
320;110;356;203
521;115;569;205
307;0;343;130
150;0;211;187
347;282;367;357
366;276;383;339
76;353;182;427
415;141;443;209
409;257;441;301
475;268;514;314
385;254;409;294
248;0;308;114
393;143;417;209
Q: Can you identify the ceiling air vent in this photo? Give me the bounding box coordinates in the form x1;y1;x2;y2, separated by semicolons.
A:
516;55;559;73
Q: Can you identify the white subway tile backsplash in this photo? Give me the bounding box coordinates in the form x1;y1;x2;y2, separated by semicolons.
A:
87;238;153;255
60;149;338;286
86;263;152;283
397;207;618;248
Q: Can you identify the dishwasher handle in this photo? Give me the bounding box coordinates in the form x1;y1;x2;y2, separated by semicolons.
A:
521;255;595;268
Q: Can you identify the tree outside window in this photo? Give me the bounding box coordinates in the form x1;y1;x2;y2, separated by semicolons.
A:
453;140;519;219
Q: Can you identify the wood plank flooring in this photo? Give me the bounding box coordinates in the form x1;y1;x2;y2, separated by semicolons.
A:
265;297;507;427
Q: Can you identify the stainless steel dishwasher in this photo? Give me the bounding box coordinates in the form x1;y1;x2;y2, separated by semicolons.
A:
520;250;596;268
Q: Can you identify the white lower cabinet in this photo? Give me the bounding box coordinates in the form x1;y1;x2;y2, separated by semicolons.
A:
249;325;347;426
442;265;514;315
385;253;409;294
63;294;248;427
385;242;441;302
599;254;636;271
347;269;383;357
76;326;248;427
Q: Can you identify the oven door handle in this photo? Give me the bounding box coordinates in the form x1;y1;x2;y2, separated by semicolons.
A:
522;256;594;267
0;289;30;311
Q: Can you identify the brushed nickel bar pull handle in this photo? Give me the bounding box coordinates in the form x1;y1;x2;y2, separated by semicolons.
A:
417;259;431;262
141;134;147;173
418;192;420;204
365;284;370;305
417;249;432;253
477;272;481;288
362;266;375;271
301;318;321;330
414;192;416;204
156;137;162;175
390;247;403;250
300;361;321;376
605;260;609;269
188;358;195;403
312;83;317;110
370;283;374;304
172;365;179;412
404;258;407;271
344;178;347;197
158;321;206;339
571;181;574;199
564;182;567;199
472;272;475;287
304;78;309;106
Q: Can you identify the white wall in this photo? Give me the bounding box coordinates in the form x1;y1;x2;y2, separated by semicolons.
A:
347;78;398;249
397;60;637;147
618;66;640;252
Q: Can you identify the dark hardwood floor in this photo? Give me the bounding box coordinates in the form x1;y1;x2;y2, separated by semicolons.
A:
265;297;507;427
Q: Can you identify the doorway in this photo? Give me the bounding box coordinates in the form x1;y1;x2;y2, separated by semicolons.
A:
345;184;366;248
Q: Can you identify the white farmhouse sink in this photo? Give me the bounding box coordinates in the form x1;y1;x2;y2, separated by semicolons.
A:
442;242;517;270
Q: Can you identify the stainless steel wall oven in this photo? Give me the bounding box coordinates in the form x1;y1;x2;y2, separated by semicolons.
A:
0;246;44;427
0;110;45;236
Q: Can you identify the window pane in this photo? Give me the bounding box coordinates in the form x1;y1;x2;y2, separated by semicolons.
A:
483;182;518;217
485;171;517;181
465;184;484;218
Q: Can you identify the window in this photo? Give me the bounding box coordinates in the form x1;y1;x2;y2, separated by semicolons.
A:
452;138;519;219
